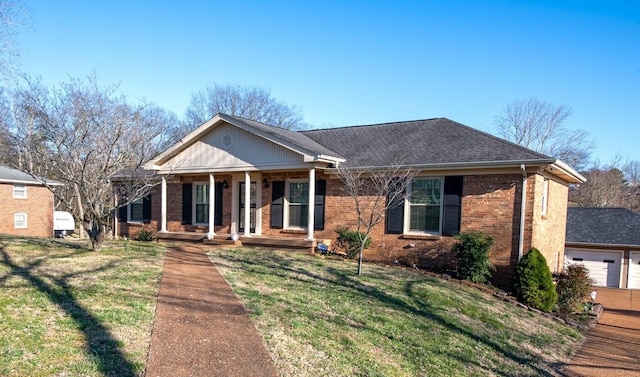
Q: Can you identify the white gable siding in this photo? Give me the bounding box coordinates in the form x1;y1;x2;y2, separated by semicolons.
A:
165;123;305;171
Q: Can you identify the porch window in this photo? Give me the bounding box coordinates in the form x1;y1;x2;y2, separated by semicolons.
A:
13;184;26;199
271;180;325;230
130;198;144;222
118;195;151;223
194;183;209;224
287;181;309;228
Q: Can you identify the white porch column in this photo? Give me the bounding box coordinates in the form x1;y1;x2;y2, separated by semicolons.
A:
208;173;215;238
160;176;167;233
306;167;316;240
244;171;251;236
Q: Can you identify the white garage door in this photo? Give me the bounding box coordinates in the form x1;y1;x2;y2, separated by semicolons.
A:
565;249;622;288
628;252;640;289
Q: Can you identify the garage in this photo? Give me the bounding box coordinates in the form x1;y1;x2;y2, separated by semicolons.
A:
628;252;640;290
565;249;622;288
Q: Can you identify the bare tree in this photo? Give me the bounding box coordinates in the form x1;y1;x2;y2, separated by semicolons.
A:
570;158;640;213
495;98;593;170
335;163;417;275
8;73;179;250
0;0;29;79
570;167;627;207
181;83;307;134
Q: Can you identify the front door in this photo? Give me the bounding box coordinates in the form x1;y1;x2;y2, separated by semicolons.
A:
239;182;256;233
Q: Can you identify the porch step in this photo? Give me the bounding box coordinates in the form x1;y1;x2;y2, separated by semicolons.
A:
156;232;207;242
203;235;242;247
240;236;315;250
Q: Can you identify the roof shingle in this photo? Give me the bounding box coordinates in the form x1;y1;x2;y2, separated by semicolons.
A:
566;207;640;246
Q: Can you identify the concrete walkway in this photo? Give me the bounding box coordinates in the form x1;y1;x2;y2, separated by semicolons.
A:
563;288;640;377
145;245;278;377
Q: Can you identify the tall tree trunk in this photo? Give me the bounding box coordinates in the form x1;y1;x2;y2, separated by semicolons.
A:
88;218;105;251
74;183;85;239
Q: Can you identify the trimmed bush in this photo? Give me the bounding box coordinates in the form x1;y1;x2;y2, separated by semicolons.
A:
335;228;371;259
453;231;495;283
554;264;595;314
513;248;557;312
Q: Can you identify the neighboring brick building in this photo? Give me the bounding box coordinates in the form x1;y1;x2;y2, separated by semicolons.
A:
117;114;584;286
0;165;59;237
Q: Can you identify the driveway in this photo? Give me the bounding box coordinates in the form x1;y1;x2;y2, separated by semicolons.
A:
563;288;640;377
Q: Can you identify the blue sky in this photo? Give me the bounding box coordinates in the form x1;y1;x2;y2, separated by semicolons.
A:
16;0;640;165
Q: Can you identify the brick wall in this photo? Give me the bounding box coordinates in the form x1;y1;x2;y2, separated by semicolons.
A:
131;170;570;288
529;174;569;273
0;183;54;237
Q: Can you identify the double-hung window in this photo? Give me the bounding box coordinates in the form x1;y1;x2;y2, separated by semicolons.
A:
287;181;309;228
13;184;26;199
129;198;144;222
386;176;463;236
194;183;209;225
408;178;443;234
14;213;27;229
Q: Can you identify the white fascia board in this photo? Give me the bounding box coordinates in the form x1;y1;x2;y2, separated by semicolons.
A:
547;160;586;184
0;178;62;186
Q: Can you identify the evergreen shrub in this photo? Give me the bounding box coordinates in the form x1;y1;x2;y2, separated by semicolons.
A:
453;231;495;283
513;248;557;312
335;228;371;259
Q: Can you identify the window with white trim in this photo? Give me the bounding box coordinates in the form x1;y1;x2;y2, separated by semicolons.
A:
407;177;443;234
286;181;309;229
194;183;209;224
14;213;27;229
129;198;144;222
13;184;26;199
386;176;462;236
541;178;549;216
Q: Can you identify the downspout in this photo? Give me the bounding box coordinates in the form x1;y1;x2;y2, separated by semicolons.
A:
518;164;527;261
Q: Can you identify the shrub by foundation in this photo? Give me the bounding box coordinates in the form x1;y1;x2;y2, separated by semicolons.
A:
453;231;495;283
513;248;557;312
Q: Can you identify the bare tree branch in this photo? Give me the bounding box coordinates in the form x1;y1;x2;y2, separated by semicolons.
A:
180;83;308;137
7;73;179;250
495;98;593;170
336;162;417;275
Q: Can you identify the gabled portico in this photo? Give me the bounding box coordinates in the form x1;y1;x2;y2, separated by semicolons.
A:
144;113;344;244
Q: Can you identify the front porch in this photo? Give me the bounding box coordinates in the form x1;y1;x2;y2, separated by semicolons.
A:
156;231;318;251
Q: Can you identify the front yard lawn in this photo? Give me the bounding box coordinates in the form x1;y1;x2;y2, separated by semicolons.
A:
0;236;165;377
209;247;584;377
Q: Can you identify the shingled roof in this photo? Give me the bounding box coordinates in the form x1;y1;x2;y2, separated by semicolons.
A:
301;118;554;167
222;114;343;160
566;207;640;246
0;165;62;186
0;165;44;185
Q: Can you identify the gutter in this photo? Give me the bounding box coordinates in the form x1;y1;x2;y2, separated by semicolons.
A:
324;159;556;173
518;164;527;261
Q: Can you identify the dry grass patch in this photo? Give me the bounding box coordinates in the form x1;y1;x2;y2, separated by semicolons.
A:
209;247;584;377
0;236;165;377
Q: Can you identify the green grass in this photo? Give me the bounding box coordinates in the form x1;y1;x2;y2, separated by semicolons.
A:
208;248;584;377
0;235;165;377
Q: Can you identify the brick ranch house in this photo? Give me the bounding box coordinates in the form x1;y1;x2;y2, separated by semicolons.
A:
115;114;585;284
0;165;59;237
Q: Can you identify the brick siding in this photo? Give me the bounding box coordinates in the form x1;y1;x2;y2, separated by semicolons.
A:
125;170;569;288
0;183;54;237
